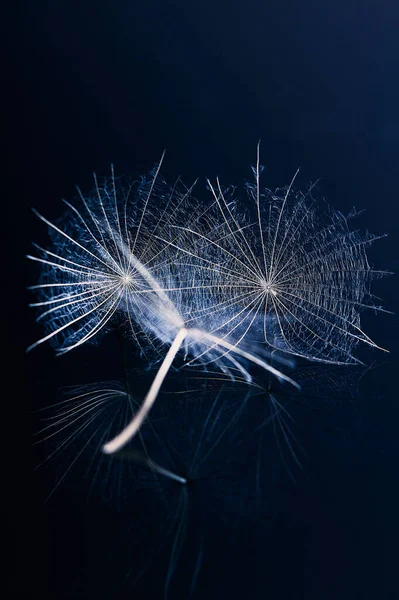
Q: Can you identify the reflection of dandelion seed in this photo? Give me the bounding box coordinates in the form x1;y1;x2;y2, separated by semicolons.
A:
199;357;368;482
33;363;374;598
171;143;390;365
35;376;275;597
33;382;138;500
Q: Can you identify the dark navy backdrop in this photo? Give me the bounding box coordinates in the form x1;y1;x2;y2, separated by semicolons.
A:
5;1;398;598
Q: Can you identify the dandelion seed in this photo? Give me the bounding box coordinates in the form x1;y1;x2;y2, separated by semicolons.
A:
27;156;196;355
170;143;390;365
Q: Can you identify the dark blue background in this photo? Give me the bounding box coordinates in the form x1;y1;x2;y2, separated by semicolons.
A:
5;1;398;598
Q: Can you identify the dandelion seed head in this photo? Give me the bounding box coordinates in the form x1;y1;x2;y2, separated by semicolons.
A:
261;279;278;296
121;272;133;286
